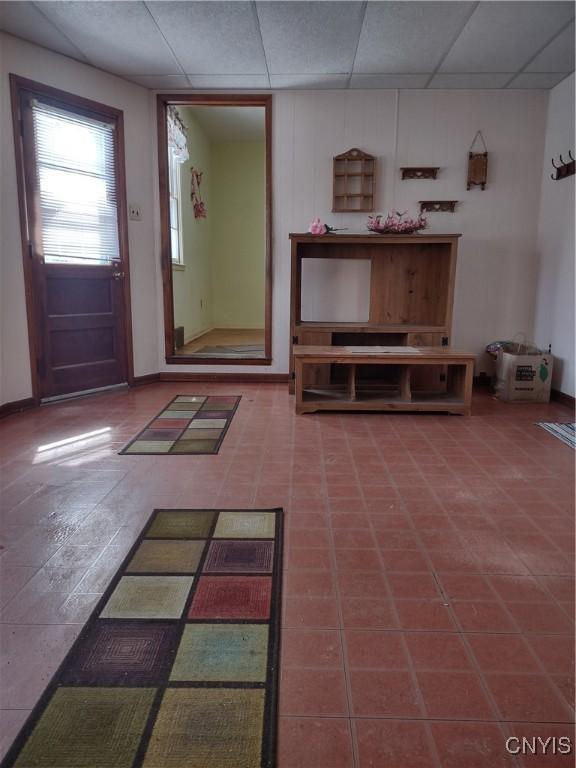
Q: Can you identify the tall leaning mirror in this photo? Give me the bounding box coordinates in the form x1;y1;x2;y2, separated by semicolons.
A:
157;95;272;364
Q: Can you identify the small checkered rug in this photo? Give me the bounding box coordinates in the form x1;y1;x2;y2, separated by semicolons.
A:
120;395;240;455
537;422;576;449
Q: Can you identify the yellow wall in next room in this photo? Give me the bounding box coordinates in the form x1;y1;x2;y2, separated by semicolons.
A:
210;141;265;330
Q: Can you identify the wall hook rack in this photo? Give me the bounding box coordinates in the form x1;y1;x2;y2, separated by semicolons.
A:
551;151;575;180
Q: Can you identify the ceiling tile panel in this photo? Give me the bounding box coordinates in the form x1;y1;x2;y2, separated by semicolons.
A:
187;75;270;89
147;1;267;75
526;21;575;73
126;74;191;89
507;72;570;88
0;1;88;61
269;74;349;89
182;106;265;141
440;1;575;73
256;1;364;74
354;1;475;74
2;0;573;91
350;73;429;89
429;73;513;89
37;1;180;75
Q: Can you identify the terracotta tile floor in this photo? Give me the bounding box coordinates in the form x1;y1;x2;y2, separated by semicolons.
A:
0;383;574;767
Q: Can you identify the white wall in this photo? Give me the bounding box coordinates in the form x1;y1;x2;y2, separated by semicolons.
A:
1;33;560;398
534;74;575;397
159;88;549;377
0;33;158;404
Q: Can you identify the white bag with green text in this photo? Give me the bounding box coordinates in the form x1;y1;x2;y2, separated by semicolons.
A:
495;342;553;402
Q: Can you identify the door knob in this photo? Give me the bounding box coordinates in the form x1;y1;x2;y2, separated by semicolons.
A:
112;271;124;280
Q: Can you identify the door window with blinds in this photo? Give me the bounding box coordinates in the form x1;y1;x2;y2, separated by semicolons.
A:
30;99;120;264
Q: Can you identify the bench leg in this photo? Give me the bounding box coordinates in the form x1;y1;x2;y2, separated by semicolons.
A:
463;361;474;415
295;358;304;415
400;366;411;402
347;364;356;401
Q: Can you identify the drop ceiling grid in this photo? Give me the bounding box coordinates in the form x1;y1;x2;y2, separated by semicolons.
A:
0;0;573;89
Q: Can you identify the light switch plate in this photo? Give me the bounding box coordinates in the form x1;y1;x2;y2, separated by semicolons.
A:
129;205;142;221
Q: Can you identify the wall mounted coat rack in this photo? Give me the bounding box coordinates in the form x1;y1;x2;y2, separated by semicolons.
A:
551;151;575;180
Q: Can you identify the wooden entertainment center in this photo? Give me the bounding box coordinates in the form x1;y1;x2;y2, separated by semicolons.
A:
289;232;474;414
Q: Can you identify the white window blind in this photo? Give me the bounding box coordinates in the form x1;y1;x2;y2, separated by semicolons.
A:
31;99;120;264
168;148;183;265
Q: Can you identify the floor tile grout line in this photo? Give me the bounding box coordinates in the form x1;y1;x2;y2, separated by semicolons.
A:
277;712;576;724
341;414;445;768
318;415;360;768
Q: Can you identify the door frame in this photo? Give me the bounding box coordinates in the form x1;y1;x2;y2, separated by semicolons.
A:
157;93;273;365
9;74;134;403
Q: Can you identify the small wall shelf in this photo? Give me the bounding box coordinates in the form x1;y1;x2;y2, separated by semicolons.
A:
333;148;375;213
420;200;458;213
401;167;439;180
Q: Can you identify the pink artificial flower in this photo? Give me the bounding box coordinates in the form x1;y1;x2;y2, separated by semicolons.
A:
308;218;327;235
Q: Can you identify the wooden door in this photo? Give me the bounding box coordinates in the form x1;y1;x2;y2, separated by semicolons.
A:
34;263;128;398
12;76;133;401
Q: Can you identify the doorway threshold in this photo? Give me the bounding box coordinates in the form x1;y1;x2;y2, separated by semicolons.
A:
41;383;128;405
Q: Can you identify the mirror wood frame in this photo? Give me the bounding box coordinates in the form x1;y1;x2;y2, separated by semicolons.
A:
157;94;272;365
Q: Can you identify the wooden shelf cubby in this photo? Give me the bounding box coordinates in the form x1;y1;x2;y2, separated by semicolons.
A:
289;233;461;399
293;346;475;415
333;149;375;212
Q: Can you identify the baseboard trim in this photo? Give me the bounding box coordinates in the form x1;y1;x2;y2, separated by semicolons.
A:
183;326;214;345
132;373;161;386
0;396;36;419
551;389;576;410
158;372;290;383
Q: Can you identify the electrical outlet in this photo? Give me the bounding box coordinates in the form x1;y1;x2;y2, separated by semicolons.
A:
129;204;142;221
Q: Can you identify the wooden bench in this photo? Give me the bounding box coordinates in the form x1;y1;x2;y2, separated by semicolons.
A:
293;346;475;415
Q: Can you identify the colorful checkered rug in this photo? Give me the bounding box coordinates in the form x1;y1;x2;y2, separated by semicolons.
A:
120;395;240;455
2;508;283;768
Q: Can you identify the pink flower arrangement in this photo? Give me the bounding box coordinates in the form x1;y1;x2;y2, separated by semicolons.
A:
367;210;427;234
308;218;348;235
308;217;327;235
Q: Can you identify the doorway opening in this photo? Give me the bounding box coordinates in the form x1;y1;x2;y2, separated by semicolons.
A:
158;95;272;365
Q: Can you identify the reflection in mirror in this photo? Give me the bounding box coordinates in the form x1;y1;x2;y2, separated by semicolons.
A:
165;103;267;361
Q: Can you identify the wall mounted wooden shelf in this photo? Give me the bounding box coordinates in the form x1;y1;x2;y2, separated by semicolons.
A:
401;167;439;180
420;200;458;213
333;148;375;212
